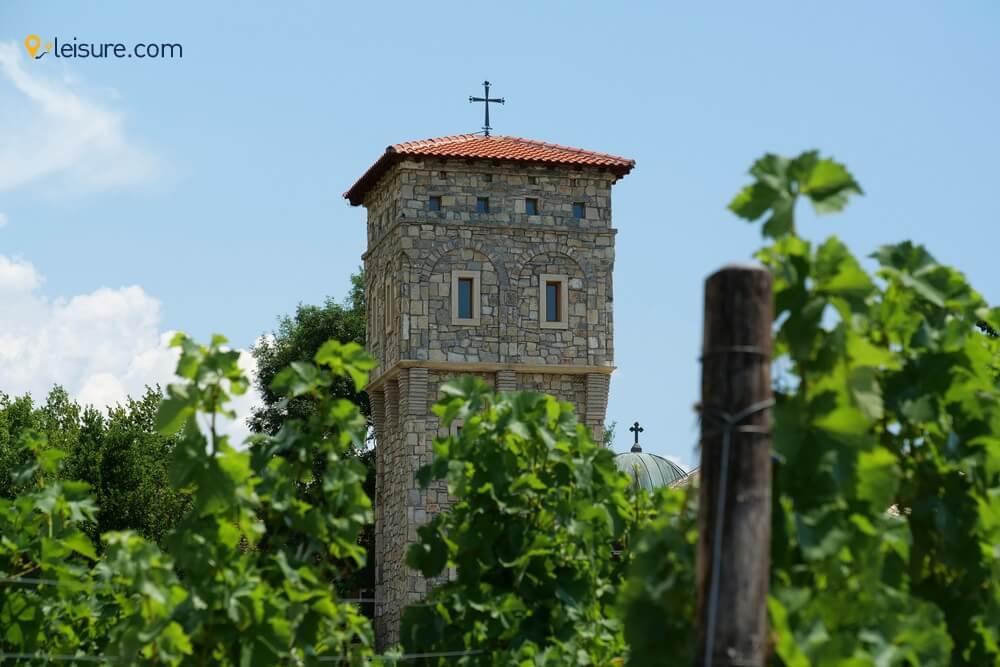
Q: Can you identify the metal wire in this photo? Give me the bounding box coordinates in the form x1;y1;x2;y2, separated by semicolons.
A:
0;579;376;602
317;649;484;663
0;653;122;663
0;576;62;586
0;649;485;664
699;398;773;667
0;576;116;591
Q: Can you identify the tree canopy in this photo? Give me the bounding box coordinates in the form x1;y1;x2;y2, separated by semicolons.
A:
0;386;190;548
250;269;368;435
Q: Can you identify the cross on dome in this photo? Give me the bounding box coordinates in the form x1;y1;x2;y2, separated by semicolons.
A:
629;421;644;453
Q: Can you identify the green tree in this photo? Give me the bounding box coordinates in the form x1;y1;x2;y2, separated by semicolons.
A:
87;389;192;545
0;387;190;547
603;420;617;448
0;392;38;498
250;269;367;435
249;269;375;600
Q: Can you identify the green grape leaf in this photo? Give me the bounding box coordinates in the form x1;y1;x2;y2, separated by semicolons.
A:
156;387;195;435
63;530;97;561
763;197;796;239
802;158;863;214
857;447;900;511
729;182;780;221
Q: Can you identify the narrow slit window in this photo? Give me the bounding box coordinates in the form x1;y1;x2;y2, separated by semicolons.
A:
539;273;568;329
384;281;389;331
572;202;586;219
476;197;490;213
451;270;481;325
429;195;442;211
525;198;538;215
457;277;474;319
545;281;561;322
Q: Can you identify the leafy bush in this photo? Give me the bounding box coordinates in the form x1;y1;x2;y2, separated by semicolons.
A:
618;486;697;667
400;377;633;664
735;152;997;665
1;334;377;664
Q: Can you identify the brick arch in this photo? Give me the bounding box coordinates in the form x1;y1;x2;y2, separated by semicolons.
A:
512;244;594;284
417;238;510;289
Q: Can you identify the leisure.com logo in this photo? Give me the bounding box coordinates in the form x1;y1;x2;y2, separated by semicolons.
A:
24;34;183;61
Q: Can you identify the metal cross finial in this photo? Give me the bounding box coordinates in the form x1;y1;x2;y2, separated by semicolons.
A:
469;80;504;136
629;421;644;453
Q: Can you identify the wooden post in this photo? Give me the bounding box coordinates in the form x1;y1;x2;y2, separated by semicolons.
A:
695;263;773;667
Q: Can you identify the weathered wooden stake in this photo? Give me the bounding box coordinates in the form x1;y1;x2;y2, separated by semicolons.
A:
695;263;773;667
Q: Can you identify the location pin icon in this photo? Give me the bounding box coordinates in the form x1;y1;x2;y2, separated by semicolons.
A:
24;35;41;58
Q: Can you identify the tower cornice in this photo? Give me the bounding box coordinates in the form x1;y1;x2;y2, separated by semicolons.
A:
365;360;615;393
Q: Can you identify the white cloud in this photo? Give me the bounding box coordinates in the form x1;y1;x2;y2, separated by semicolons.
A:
0;42;160;194
0;255;41;292
0;44;250;441
0;255;259;444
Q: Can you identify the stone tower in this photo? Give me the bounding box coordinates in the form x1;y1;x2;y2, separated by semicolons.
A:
343;133;634;646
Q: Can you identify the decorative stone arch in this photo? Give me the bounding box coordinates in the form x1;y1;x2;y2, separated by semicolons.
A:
510;243;595;285
417;238;510;290
511;246;596;365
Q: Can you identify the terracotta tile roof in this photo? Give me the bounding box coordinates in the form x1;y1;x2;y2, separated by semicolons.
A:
344;134;635;205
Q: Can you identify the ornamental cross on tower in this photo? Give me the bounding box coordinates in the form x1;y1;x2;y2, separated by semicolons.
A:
629;421;644;453
469;80;504;136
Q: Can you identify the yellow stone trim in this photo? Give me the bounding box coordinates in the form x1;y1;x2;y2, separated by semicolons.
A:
366;360;614;392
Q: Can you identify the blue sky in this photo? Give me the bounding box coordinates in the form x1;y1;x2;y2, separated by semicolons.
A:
1;1;998;465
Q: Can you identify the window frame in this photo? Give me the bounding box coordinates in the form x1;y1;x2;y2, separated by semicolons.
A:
572;202;586;220
525;197;539;216
539;273;569;329
457;277;474;319
451;269;482;325
476;197;490;214
428;195;442;211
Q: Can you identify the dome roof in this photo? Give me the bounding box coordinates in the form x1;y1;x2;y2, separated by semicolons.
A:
614;449;687;491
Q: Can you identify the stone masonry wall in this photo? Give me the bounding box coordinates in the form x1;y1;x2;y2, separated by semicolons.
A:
363;160;616;380
362;157;619;649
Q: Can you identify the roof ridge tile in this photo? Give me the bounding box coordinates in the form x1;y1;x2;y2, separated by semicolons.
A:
345;134;635;205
